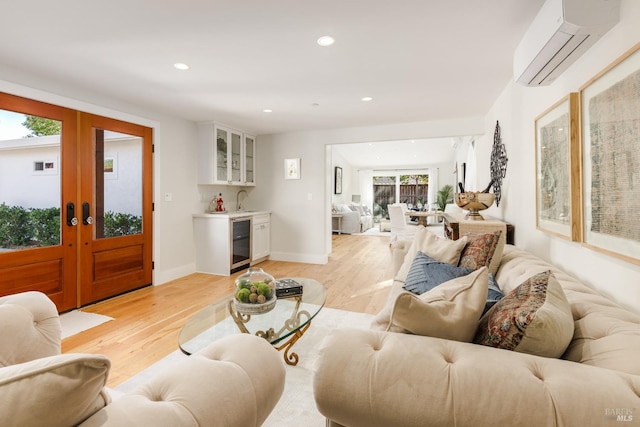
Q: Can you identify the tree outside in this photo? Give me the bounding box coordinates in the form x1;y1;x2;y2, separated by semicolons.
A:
22;115;61;137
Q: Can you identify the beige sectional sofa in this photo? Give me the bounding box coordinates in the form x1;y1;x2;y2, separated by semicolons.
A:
0;291;285;427
314;230;640;427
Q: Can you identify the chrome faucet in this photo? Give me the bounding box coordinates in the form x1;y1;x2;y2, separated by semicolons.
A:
236;189;248;211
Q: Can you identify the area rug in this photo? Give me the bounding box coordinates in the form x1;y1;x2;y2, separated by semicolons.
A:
355;223;444;238
115;307;375;426
357;227;391;237
60;310;114;339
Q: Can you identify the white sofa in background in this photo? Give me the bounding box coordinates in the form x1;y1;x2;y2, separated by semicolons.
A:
333;203;373;234
0;291;286;427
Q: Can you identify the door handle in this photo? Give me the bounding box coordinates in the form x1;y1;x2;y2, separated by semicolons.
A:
66;202;78;226
82;202;93;225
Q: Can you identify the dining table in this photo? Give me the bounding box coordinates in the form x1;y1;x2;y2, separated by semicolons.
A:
404;210;443;226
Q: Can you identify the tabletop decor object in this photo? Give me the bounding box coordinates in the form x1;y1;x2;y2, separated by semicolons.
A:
454;192;496;220
234;267;277;314
276;278;304;298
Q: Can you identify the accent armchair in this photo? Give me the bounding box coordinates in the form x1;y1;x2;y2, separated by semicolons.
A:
0;291;285;427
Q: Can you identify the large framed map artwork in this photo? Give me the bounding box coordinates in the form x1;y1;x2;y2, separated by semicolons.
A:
580;43;640;265
535;93;581;241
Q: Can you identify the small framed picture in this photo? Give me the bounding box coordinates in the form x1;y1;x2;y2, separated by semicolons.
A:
284;158;301;180
104;155;118;179
334;166;342;194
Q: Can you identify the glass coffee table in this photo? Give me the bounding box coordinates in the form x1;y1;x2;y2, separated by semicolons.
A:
178;277;326;366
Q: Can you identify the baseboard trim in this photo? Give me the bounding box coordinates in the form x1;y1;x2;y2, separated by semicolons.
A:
154;263;196;285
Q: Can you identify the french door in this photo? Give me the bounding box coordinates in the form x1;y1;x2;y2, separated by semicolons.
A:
0;92;153;311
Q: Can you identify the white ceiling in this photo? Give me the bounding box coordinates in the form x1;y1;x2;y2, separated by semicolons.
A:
333;137;470;170
0;0;544;137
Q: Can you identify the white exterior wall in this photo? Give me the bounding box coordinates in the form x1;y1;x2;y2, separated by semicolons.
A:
103;138;143;216
0;136;142;215
0;139;60;208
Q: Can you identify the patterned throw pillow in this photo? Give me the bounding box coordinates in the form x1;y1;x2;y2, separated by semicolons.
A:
458;231;502;271
403;252;473;295
473;270;574;358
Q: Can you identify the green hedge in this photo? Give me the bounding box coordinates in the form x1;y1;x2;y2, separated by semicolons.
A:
0;203;33;248
104;211;142;237
0;203;142;249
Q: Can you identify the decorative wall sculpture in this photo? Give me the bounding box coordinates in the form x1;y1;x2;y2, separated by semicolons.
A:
490;121;508;207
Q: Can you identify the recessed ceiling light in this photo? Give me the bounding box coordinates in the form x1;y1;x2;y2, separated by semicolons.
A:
317;36;335;47
263;109;273;113
361;96;373;102
173;63;190;70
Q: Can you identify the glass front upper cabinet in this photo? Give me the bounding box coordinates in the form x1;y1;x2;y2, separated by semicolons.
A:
244;135;255;186
230;130;242;184
198;123;256;186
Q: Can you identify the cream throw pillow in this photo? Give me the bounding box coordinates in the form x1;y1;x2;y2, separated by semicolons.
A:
0;353;111;427
387;267;489;342
395;226;468;282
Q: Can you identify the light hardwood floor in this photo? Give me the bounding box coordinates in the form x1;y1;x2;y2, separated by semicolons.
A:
62;233;395;388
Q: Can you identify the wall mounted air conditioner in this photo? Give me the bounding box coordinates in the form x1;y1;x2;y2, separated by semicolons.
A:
514;0;619;86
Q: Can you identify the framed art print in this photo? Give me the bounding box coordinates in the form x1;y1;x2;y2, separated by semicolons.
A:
534;93;581;241
579;42;640;264
334;166;342;194
284;158;301;180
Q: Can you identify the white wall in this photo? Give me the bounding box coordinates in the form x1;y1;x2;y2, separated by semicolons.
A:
250;131;329;264
331;148;354;206
477;0;640;314
253;117;484;262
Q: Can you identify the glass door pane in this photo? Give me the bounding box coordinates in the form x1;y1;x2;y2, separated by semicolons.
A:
93;129;143;239
216;128;228;182
78;112;152;306
231;131;241;182
245;136;254;184
0;109;61;251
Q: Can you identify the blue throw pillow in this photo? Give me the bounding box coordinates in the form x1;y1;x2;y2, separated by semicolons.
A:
484;273;504;315
403;252;474;295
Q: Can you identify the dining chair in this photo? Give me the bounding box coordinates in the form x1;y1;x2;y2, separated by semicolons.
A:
388;204;418;244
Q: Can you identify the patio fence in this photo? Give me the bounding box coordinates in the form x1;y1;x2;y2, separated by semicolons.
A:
372;184;429;221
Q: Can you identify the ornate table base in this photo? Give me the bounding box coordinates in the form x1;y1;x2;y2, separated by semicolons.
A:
228;298;311;366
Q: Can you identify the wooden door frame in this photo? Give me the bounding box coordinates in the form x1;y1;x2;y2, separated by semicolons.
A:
0;92;153;311
0;92;78;311
78;112;153;306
